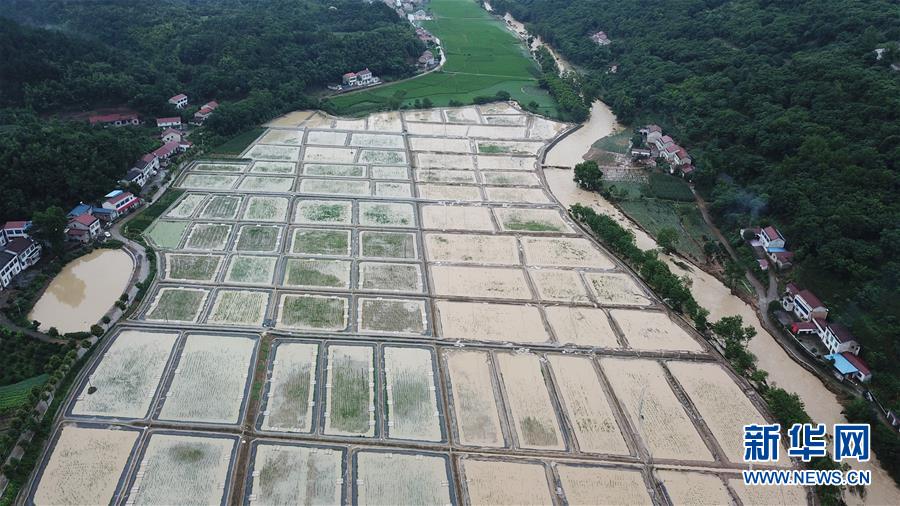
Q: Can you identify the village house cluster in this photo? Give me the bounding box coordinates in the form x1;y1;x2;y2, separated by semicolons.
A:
590;31;611;45
781;283;872;383
741;225;795;271
0;222;42;291
635;125;695;178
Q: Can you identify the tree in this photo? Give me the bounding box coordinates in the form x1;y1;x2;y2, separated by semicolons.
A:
764;387;811;427
657;227;679;254
711;315;758;374
31;206;67;256
90;324;104;337
573;160;603;191
421;97;433;108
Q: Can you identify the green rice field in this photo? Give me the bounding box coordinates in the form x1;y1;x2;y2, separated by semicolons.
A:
0;374;48;410
328;0;556;116
146;220;189;249
279;295;347;330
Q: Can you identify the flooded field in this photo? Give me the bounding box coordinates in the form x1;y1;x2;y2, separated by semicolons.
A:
38;104;900;505
29;248;134;333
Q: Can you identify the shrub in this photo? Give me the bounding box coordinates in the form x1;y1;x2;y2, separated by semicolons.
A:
90;325;104;337
101;315;110;324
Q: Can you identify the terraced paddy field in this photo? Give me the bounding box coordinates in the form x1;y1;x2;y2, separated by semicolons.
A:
31;106;809;505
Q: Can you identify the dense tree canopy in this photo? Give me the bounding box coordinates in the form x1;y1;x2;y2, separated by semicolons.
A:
494;0;900;412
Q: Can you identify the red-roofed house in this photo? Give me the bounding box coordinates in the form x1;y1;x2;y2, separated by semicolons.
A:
193;101;219;122
342;72;357;86
89;113;139;127
152;141;181;160
156;117;182;129
760;226;785;249
679;164;695;179
2;221;31;242
821;323;860;355
169;94;188;109
66;213;101;243
654;135;674;152
161;128;183;143
769;250;794;270
841;352;872;382
102;192;141;216
782;283;829;321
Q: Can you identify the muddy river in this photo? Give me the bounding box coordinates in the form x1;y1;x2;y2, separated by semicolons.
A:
544;100;900;505
29;248;134;334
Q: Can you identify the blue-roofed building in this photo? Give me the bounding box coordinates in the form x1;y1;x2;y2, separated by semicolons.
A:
825;353;872;383
105;189;123;199
67;203;93;219
91;206;117;223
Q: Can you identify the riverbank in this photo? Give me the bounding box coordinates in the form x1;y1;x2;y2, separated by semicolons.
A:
543;100;900;505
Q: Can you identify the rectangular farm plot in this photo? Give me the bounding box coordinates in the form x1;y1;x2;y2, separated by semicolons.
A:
126;434;235;506
368;111;403;132
282;258;351;289
370;165;409;180
495;352;565;450
293;200;352;225
193;162;248;173
33;425;138;506
238;175;295;192
477;140;543;155
234;224;282;252
349;133;404;148
461;459;552;506
261;343;319;432
258;128;303;145
425;233;520;265
482;114;527;126
668;361;777;464
159;334;256;424
481;171;540;186
306;130;348;145
146;220;188;249
242;196;289;222
304;146;358;163
416;169;477;184
421;205;495;231
359;149;406;165
206;290;269;326
355;452;451;506
324;345;375;436
165;253;223;282
584;272;653;306
436;301;550;344
299;178;371;196
557;465;652;506
484;187;551;204
179;173;239;190
185;223;232;251
728;478;808;506
359;202;415;227
416;152;474;169
166;194;206;218
199;195;242;219
360;231;417;259
223;255;277;284
246;144;301;161
494;208;573;233
430;265;533;300
374;181;412;197
418;184;482;202
358;298;427;334
290;228;351;256
409;136;470;152
547;355;629;455
610;309;704;352
521;236;615;268
383;347;442;441
444;350;505;447
250;444;343;505
530;269;591;302
444;106;480;123
72;330;178;419
657;470;732;505
477;154;535;171
251;160;297;174
145;287;209;322
405;122;469;137
468;125;527;138
600;357;713;461
543;306;621;348
404;109;443;122
303;163;365;178
359;262;422;292
277;294;348;331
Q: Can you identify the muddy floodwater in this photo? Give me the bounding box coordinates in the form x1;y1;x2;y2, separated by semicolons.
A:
29;248;134;334
543;101;900;505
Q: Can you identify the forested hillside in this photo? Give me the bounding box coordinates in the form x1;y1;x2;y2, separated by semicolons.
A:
0;0;422;220
493;0;900;423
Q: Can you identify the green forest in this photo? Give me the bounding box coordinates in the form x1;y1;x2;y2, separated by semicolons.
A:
0;0;423;220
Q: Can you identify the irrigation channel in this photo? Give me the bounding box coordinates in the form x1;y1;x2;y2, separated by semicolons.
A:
22;105;831;506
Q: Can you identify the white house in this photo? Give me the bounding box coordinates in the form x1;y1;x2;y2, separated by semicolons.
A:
357;68;373;85
66;213;102;243
122;168;148;188
4;237;41;269
759;226;785;249
156;117;182;129
160;127;182;143
654;135;674;152
0;251;19;289
168;94;188;109
102;192;141;216
342;72;358;86
783;283;829;321
2;221;31;242
819;322;860;355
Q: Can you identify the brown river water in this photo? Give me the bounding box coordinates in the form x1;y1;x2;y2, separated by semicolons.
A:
28;248;134;334
543;100;900;505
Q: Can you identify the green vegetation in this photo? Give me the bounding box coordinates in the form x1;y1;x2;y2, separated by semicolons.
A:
329;0;557;116
146;288;206;322
168;255;221;281
573;160;603;192
645;173;693;202
591;130;631;154
283;259;346;288
617;200;711;260
504;218;560;232
360;232;416;259
360;300;425;333
200;195;241;219
145;220;189;249
210;128;265;156
226;256;275;284
127;190;184;237
235;225;278;252
495;0;900;438
330;356;370;434
188;223;233;250
520;416;559;447
0;375;48;411
171;443;206;463
534;46;588;121
291;229;350;256
280;295;346;329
